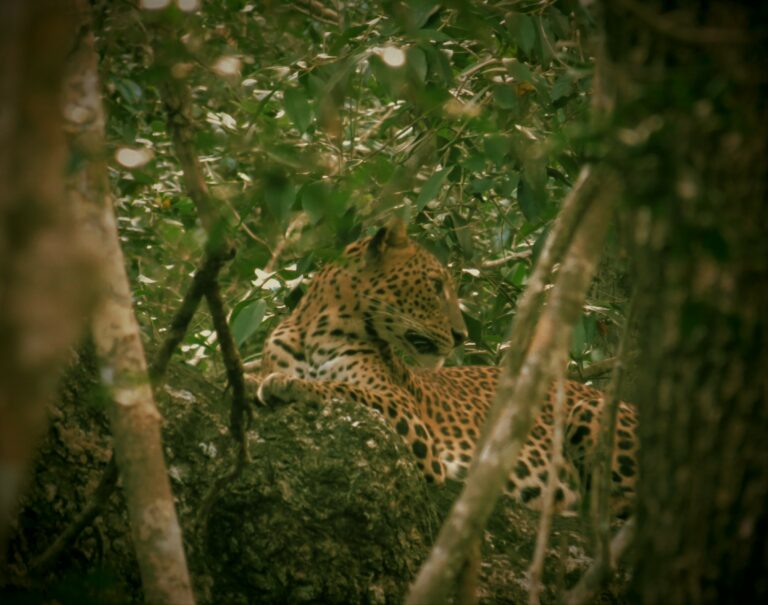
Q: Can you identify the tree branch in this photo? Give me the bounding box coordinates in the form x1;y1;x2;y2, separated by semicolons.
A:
66;5;195;601
149;251;231;387
155;25;249;449
406;167;618;605
480;250;532;270
527;358;568;605
585;291;638;591
448;165;597;602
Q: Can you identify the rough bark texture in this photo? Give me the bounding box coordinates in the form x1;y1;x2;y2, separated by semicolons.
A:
0;0;92;552
64;8;195;604
604;1;768;602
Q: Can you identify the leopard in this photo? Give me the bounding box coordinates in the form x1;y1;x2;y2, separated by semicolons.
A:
256;218;639;514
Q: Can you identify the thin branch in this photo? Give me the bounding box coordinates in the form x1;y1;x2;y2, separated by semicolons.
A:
205;281;251;457
480;250;532;269
68;6;196;600
406;168;619;605
527;356;567;605
567;352;638;381
588;291;638;588
156;33;250;450
483;164;595;442
161;79;221;237
149;251;231;386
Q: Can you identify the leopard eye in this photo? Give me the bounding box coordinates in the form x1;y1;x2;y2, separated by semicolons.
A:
432;278;444;294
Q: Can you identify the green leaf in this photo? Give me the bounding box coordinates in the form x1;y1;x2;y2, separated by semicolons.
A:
507;263;529;287
570;315;587;358
492;84;518;111
264;176;296;222
412;29;453;42
114;78;143;105
416;168;449;210
517;179;542;222
496;173;520;196
505;60;533;84
406;46;428;83
284;87;313;133
467;178;494;194
517;15;536;55
231;300;267;347
300;181;330;224
550;74;573;102
484;135;511;166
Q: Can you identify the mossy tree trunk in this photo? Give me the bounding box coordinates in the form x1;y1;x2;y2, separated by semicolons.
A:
603;2;768;602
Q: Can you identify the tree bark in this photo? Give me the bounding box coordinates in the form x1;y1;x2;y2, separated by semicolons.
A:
604;2;768;602
64;5;195;603
0;0;93;552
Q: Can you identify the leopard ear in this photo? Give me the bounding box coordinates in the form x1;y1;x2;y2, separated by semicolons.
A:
367;217;409;262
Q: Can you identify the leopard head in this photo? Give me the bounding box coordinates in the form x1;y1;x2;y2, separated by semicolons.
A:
354;218;468;367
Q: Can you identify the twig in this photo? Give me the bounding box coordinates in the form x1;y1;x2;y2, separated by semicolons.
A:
149;251;231;386
588;291;638;588
157;38;250;451
29;455;118;575
527;356;567;605
567;353;637;381
205;281;251;457
480;250;532;269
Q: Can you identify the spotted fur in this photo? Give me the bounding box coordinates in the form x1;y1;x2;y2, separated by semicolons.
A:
257;219;638;513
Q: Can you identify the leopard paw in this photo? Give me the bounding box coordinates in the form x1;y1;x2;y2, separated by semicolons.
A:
257;372;301;407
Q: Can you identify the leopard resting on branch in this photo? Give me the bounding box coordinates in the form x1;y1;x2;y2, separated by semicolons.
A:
256;219;638;514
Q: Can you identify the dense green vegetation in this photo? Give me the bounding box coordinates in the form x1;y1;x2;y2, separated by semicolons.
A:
4;1;765;603
99;0;624;375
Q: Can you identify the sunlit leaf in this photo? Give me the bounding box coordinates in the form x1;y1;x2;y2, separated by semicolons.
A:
231;300;267;347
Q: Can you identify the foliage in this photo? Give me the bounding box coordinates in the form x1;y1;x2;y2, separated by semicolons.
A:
95;0;623;378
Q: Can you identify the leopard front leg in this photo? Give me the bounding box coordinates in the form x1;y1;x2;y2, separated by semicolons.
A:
257;372;447;484
257;372;332;406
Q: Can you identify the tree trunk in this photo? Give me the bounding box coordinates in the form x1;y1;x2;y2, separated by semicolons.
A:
603;2;768;602
0;0;94;552
64;4;196;603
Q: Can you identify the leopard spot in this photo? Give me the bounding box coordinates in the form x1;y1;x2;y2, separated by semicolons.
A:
521;486;541;503
514;461;530;479
569;425;590;446
412;440;428;459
